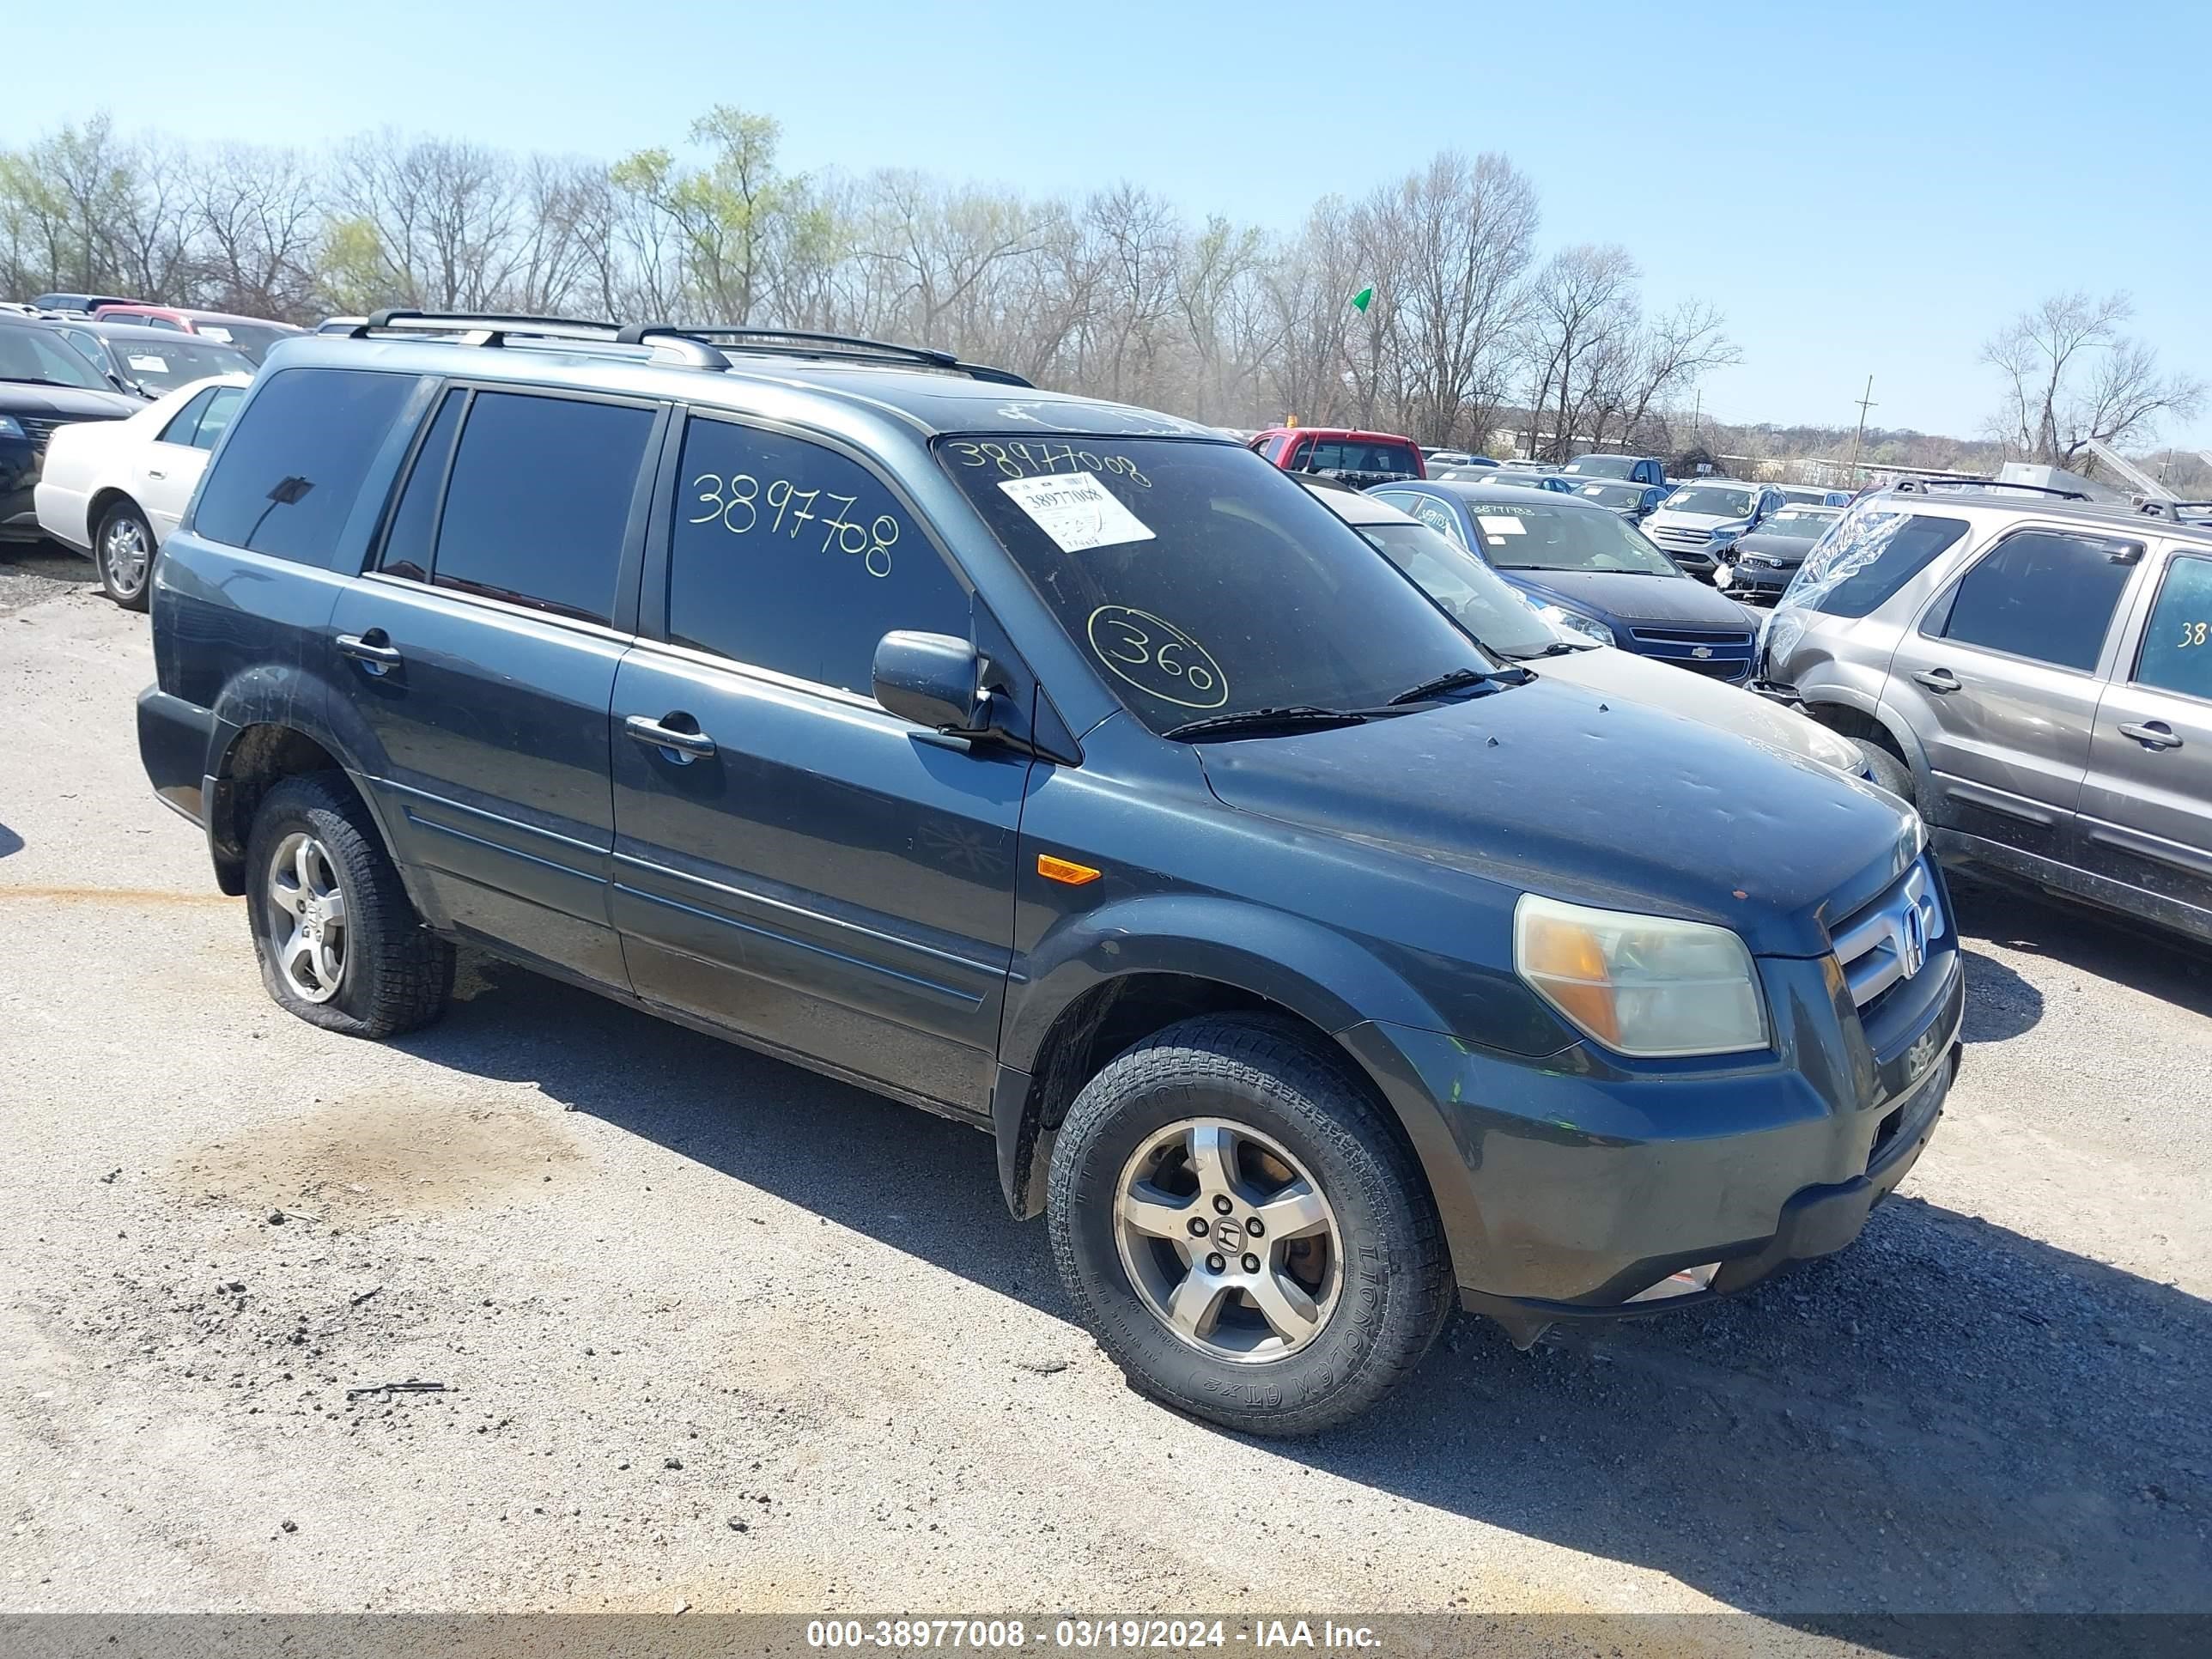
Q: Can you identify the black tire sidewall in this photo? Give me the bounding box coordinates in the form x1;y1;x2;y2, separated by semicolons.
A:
1050;1019;1445;1434
243;777;428;1037
96;503;153;611
1856;738;1915;804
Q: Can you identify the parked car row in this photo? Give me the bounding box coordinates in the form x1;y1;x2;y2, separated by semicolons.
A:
1;294;285;583
131;310;1965;1440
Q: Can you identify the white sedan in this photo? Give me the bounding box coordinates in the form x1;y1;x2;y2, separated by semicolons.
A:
34;373;250;610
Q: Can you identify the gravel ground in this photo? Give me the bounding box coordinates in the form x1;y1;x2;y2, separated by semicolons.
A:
1;580;2207;1624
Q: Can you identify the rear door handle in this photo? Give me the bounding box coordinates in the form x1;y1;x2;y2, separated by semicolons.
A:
624;713;717;761
336;631;403;673
2118;720;2183;750
1911;668;1960;693
145;467;167;480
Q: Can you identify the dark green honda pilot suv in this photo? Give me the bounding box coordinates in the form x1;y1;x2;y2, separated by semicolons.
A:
137;313;1961;1435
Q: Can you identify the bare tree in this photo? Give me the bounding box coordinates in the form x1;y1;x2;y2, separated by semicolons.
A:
189;143;325;319
1521;244;1639;460
1984;290;2206;471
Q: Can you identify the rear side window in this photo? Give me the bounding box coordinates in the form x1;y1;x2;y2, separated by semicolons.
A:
428;392;655;626
1933;530;2137;672
667;416;969;692
193;368;416;565
158;387;218;445
2132;554;2212;701
191;386;244;452
1786;508;1968;618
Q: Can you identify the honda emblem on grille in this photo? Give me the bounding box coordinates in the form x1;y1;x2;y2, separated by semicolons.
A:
1895;903;1928;980
1691;645;1714;659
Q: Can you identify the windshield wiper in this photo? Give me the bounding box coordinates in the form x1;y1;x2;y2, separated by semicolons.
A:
1385;665;1528;705
1164;706;1376;742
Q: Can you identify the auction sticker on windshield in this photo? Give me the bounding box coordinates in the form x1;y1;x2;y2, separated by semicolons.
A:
999;472;1156;554
1478;514;1528;536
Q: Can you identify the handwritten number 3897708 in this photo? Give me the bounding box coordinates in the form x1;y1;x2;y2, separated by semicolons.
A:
690;473;900;578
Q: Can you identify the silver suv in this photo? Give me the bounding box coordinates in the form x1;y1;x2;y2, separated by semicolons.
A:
1765;480;2212;945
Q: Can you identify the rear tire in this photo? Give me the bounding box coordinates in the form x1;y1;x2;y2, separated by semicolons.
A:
244;773;453;1039
95;501;155;611
1856;739;1915;803
1047;1013;1452;1437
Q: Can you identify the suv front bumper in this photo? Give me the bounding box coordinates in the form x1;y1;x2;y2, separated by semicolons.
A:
1340;939;1963;1328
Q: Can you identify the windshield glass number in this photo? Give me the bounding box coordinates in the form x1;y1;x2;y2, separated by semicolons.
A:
1086;605;1228;709
690;472;898;577
950;440;1151;489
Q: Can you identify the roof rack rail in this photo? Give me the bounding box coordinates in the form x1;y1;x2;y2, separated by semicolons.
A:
1891;476;2090;501
349;309;730;369
2136;497;2212;522
653;325;1032;388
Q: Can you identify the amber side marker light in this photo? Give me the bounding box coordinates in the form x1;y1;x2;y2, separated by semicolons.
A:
1037;854;1102;886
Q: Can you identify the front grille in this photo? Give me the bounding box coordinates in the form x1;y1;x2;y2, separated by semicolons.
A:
1652;525;1714;547
1830;860;1944;1012
1626;625;1754;681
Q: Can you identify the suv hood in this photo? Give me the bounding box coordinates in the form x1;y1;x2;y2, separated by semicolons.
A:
0;382;140;419
1507;568;1750;629
1194;677;1915;957
1533;645;1864;775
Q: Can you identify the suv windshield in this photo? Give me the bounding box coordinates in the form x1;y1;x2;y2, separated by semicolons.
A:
1662;485;1757;518
1355;521;1562;659
1562;456;1636;478
0;324;112;392
102;334;255;393
1462;499;1681;575
939;437;1494;735
1758;507;1839;541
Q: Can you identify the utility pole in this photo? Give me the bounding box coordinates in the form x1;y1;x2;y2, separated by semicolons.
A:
1848;376;1876;480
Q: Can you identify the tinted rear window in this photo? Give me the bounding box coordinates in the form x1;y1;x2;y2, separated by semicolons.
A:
430;392;655;625
193;368;418;565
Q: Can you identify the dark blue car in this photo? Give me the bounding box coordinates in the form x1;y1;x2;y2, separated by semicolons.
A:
1367;478;1762;684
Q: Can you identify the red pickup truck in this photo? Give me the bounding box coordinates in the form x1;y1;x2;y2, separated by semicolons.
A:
1249;427;1426;485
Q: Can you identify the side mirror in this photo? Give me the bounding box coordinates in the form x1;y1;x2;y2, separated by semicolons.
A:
872;630;985;732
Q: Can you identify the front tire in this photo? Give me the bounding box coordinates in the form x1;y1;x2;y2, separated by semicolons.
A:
1047;1013;1452;1437
1856;738;1915;803
244;774;453;1038
95;501;155;611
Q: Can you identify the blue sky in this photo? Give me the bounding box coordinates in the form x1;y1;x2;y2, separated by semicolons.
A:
15;0;2209;447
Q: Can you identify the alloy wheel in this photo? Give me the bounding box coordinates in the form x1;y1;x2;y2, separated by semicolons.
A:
266;831;349;1003
1112;1117;1343;1363
101;514;150;598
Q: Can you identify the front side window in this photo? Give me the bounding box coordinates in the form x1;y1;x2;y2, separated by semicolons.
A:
1462;499;1680;575
1784;507;1969;618
2135;555;2212;701
1935;530;2137;672
939;436;1491;735
430;392;655;625
376;389;466;585
192;367;418;565
669;416;969;692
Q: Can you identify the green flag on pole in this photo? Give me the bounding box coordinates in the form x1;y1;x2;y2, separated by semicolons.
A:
1350;285;1374;313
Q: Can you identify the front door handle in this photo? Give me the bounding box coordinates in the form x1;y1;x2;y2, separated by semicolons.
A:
336;631;403;674
2118;720;2183;750
1912;668;1960;693
145;467;167;480
624;713;717;761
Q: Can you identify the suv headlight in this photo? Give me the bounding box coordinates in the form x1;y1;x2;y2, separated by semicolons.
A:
1533;602;1615;647
0;416;24;441
1514;894;1770;1057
